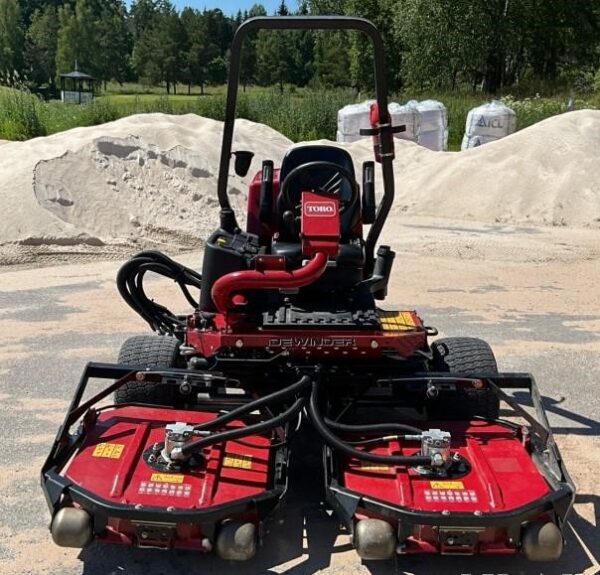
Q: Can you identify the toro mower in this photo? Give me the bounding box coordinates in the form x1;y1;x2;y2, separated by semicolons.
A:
42;16;575;562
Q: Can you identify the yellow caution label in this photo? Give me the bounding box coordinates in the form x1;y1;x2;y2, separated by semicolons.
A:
430;481;465;490
150;473;185;484
92;443;124;459
359;462;390;472
223;454;253;469
379;310;417;332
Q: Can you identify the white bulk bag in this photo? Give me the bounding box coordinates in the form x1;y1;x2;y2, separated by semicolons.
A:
388;102;420;143
336;101;420;144
461;100;516;150
407;99;448;151
336;101;374;143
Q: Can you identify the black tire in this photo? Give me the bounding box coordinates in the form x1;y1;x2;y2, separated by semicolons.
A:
114;335;180;405
428;337;500;420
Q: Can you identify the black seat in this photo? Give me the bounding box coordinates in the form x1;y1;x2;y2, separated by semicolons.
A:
272;145;365;288
276;145;361;240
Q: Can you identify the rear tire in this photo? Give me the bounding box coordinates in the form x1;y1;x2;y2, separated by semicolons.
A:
114;335;180;405
428;337;500;420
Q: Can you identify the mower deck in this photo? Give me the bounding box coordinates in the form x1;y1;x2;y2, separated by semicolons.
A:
324;374;575;559
42;364;287;556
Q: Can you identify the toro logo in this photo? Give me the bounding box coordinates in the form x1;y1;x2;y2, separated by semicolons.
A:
304;201;336;217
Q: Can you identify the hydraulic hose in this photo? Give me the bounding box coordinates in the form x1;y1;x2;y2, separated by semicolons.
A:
309;381;430;466
324;418;423;436
116;250;202;334
181;395;307;456
193;375;312;432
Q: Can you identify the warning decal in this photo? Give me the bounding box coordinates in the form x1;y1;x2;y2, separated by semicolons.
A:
92;443;124;459
425;487;478;504
378;311;417;332
430;480;464;489
150;473;185;484
223;454;253;469
138;481;191;497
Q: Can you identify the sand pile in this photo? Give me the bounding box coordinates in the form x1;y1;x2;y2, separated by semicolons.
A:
0;114;291;258
343;109;600;227
0;110;598;264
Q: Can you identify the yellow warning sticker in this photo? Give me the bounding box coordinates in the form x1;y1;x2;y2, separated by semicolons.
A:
150;473;185;484
430;481;465;490
379;311;417;332
359;462;390;472
92;443;124;459
223;454;253;469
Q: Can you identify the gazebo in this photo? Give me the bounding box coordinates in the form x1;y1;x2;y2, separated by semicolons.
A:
60;64;96;104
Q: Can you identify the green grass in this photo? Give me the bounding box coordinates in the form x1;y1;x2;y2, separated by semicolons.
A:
0;86;46;140
1;83;599;149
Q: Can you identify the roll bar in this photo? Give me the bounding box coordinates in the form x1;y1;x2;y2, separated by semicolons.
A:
217;16;396;271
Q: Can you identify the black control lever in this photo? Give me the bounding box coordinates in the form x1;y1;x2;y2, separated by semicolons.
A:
362;161;376;224
259;160;274;224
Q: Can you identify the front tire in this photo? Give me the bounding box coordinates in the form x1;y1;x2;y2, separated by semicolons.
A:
114;334;180;405
428;337;500;419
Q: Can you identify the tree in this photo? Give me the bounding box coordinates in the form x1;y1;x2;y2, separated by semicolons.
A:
18;0;64;27
255;1;291;91
395;0;492;91
56;0;102;81
289;1;314;86
132;0;185;93
129;0;158;41
96;1;131;87
238;4;267;90
0;0;24;78
312;31;349;87
25;5;59;88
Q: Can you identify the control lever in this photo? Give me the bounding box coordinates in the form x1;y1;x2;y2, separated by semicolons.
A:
362;161;376;224
259;160;274;224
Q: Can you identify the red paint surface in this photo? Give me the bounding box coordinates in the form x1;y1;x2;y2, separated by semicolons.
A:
65;406;271;509
342;419;551;554
211;251;328;313
63;406;273;549
186;310;427;359
300;191;340;257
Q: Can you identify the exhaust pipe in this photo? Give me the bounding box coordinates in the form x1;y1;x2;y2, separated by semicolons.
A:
51;507;93;548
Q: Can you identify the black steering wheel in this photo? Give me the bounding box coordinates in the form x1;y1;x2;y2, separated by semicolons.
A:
278;161;360;217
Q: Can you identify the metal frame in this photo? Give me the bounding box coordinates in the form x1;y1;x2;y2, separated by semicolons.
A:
217;16;396;271
41;363;288;541
323;372;575;544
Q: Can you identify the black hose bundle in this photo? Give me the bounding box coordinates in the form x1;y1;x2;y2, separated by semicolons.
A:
181;396;307;455
324;418;423;436
193;375;312;432
117;250;202;335
180;375;312;455
309;380;430;466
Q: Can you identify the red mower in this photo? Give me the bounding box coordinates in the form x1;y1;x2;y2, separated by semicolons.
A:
42;16;574;563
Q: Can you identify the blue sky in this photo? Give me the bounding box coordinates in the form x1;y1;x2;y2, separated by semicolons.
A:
164;1;294;16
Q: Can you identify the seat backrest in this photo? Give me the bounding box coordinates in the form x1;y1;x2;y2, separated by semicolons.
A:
277;145;361;240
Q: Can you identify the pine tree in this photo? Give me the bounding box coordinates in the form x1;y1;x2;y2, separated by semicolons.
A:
0;0;24;79
25;5;59;88
96;0;131;87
